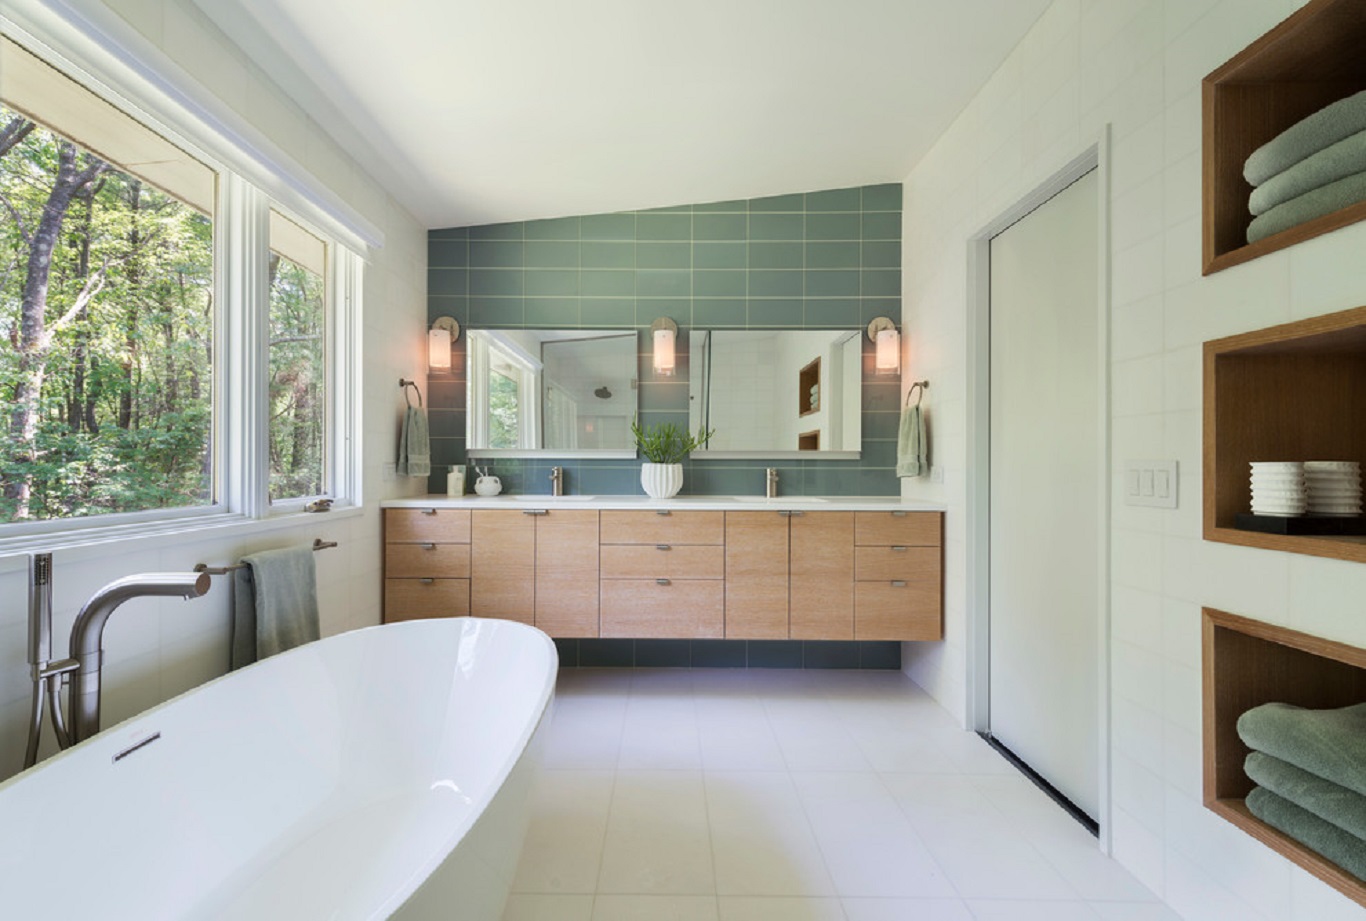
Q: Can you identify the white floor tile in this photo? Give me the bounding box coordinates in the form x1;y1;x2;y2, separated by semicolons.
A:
965;899;1103;920
705;771;835;896
841;898;975;921
718;895;847;921
512;770;615;893
592;894;719;921
597;770;715;895
618;696;701;769
501;893;595;921
1089;902;1187;921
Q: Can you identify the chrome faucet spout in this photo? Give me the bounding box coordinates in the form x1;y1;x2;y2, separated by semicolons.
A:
766;467;779;499
68;572;211;743
550;466;564;497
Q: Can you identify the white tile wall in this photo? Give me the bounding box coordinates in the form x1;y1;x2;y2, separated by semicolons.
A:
899;0;1366;916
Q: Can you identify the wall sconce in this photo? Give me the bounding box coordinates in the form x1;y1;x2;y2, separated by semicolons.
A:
651;317;678;376
428;315;460;371
867;317;900;375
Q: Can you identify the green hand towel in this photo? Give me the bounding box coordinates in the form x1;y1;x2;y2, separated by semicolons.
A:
1250;127;1366;215
230;544;320;669
396;404;431;478
1246;169;1366;244
1246;751;1366;842
1246;785;1366;882
1237;701;1366;797
1244;90;1366;186
896;404;927;478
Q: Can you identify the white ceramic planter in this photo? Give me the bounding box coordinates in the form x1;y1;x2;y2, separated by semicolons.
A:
641;462;683;499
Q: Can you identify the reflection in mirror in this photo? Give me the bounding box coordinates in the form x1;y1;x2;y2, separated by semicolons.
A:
467;329;637;455
689;330;862;457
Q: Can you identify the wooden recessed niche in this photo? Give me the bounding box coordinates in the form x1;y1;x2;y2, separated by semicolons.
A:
1203;0;1366;275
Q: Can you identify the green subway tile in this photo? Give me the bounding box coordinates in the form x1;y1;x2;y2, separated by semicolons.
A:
694;270;746;298
524;216;581;239
581;298;636;327
524;241;580;268
747;298;802;326
636;299;688;328
749;213;803;240
636;241;691;269
469;268;524;296
428;268;468;296
805;213;860;240
861;440;897;467
693;241;747;269
430;226;468;241
581;213;635;240
470;239;524;267
693;213;747;240
525;269;580;296
636;410;689;429
470;297;523;326
806;270;860;297
861;298;900;327
524;297;580;326
748;270;802;297
749;241;803;269
750;193;805;212
692;298;746;327
693;199;747;212
581;270;635;297
862;380;901;412
861;269;901;297
861;241;900;268
639;381;690;412
805;187;861;211
582;241;635;269
805;242;860;269
805;298;862;326
636;213;691;240
862;411;900;440
862;212;901;240
637;269;691;297
469;222;524;241
639;204;692;214
861;183;903;211
428;295;468;324
428;239;468;268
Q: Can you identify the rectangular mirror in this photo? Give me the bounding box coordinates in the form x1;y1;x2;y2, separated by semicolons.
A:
690;330;862;459
467;329;637;457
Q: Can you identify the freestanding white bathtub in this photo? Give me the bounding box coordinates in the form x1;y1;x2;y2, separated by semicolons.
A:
0;617;556;920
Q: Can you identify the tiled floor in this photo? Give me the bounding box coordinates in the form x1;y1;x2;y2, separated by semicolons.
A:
503;668;1184;921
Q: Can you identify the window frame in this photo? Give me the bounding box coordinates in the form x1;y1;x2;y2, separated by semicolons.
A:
0;12;366;550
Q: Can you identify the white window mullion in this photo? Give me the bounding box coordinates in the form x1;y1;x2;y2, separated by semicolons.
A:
221;174;270;518
331;246;362;506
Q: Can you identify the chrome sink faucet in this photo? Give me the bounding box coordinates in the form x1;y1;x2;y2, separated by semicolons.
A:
766;467;779;499
550;466;564;497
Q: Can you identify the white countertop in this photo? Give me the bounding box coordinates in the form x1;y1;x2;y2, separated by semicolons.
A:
381;494;945;512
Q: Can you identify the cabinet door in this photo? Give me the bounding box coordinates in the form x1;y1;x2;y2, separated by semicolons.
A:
855;580;941;640
724;512;789;639
853;510;940;546
535;510;600;638
600;580;724;638
385;543;471;579
790;511;854;640
386;508;472;543
384;579;470;621
600;510;724;545
471;511;536;624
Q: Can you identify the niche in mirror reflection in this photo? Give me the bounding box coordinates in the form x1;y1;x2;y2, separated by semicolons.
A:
467;329;637;454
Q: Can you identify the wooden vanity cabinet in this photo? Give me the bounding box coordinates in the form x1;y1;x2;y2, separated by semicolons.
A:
600;510;725;638
790;512;855;640
725;512;791;639
383;508;471;622
470;509;599;635
853;511;942;640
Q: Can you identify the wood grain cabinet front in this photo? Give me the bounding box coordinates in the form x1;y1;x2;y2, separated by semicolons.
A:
600;510;724;638
852;511;942;641
470;509;600;635
383;508;471;622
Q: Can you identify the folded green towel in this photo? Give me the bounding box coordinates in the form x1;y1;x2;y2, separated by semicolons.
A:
231;544;321;669
1245;90;1366;186
1246;170;1366;243
1246;751;1366;842
1237;701;1366;797
1250;128;1366;215
896;404;926;478
396;405;431;478
1246;786;1366;882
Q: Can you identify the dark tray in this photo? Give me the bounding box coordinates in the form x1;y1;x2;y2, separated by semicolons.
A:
1235;513;1366;536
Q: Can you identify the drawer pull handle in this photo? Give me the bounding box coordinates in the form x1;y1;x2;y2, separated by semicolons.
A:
420;578;435;585
891;510;907;517
522;509;548;516
423;543;437;550
891;580;907;587
656;578;671;586
777;510;791;518
655;510;672;516
422;508;437;516
788;510;804;517
891;546;908;552
656;544;671;551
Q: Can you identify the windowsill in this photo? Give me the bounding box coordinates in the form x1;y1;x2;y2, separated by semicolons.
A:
0;504;363;574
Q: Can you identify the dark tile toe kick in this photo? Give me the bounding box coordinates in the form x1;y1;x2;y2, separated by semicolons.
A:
554;638;901;669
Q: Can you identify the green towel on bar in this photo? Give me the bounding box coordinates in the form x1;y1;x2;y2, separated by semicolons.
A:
1237;701;1366;797
1244;90;1366;186
1246;170;1366;243
896;404;926;478
230;545;320;669
1246;751;1366;842
396;404;431;478
1246;786;1366;882
1250;127;1366;215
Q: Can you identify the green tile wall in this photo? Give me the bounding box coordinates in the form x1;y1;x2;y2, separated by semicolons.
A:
426;183;902;496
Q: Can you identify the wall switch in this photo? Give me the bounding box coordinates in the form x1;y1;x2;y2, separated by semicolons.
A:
381;462;397;482
930;465;945;484
1124;460;1178;508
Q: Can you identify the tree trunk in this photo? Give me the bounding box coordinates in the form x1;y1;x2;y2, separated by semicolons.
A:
118;180;142;431
67;182;99;434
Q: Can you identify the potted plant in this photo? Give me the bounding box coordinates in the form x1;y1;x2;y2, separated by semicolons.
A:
631;420;713;499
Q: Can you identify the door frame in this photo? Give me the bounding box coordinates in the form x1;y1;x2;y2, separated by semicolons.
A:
964;128;1113;851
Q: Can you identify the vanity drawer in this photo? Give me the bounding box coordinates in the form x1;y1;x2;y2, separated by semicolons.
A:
600;511;724;546
854;581;941;641
386;508;472;544
384;578;470;621
600;544;724;580
600;579;724;638
853;511;940;547
385;542;471;579
854;546;939;583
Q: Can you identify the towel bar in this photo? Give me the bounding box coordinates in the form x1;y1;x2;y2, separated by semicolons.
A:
905;380;928;408
399;378;423;408
195;539;338;576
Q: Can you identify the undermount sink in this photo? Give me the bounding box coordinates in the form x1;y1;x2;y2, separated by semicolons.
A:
510;494;597;501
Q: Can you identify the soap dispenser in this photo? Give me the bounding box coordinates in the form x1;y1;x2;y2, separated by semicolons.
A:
447;464;466;497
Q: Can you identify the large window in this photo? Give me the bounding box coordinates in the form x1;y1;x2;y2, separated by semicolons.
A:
268;211;326;502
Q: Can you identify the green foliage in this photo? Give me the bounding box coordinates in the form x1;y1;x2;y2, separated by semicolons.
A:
630;420;714;464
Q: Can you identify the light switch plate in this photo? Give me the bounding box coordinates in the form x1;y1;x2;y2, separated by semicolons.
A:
1124;459;1178;508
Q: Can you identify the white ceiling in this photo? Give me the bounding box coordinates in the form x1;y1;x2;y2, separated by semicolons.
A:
198;0;1050;229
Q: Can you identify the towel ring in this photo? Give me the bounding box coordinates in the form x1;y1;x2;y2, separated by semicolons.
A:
399;378;423;409
905;380;928;408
